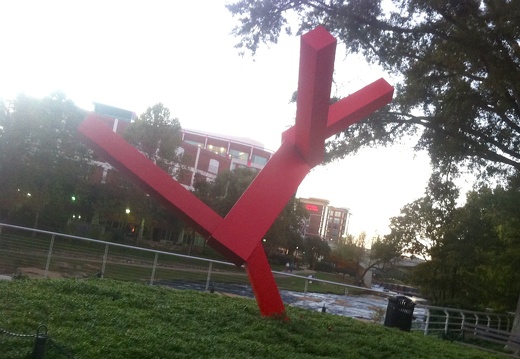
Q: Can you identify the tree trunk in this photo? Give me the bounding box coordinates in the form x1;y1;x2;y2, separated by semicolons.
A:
31;209;40;238
138;218;145;241
506;293;520;355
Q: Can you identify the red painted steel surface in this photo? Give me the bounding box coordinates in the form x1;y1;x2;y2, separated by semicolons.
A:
77;26;394;317
209;141;311;261
294;26;336;167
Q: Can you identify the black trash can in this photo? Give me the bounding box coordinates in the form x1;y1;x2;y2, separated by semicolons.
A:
384;296;416;331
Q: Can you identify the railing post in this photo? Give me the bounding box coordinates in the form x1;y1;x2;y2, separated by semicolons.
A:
444;310;450;335
205;262;213;292
344;288;348;315
101;244;109;278
44;235;55;278
486;314;491;328
424;308;430;335
497;315;501;331
460;312;466;332
150;253;159;285
303;279;309;309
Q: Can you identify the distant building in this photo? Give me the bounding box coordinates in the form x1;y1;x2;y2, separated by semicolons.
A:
299;198;351;245
178;129;274;189
92;102;136;135
87;104;274;188
324;206;351;243
299;198;329;238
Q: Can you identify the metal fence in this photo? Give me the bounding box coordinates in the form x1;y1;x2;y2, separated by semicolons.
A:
0;222;515;337
413;304;515;336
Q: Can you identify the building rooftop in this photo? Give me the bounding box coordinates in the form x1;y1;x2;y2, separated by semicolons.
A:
182;128;267;151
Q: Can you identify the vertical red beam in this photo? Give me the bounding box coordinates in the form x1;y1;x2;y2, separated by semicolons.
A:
294;26;336;167
245;243;286;317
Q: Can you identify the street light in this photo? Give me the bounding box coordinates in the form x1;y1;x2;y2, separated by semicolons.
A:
125;208;131;214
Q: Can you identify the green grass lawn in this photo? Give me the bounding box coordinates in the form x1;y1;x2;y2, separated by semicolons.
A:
0;278;502;359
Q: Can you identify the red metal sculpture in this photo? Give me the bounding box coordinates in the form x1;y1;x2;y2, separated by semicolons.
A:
78;26;394;317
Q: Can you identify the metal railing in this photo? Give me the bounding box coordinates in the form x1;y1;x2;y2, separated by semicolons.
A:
413;304;514;336
0;222;515;337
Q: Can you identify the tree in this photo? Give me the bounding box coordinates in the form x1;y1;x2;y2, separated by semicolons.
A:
386;171;459;259
124;103;182;173
193;167;258;216
227;1;520;176
330;232;401;286
263;196;307;258
302;235;331;270
0;93;90;230
392;180;520;310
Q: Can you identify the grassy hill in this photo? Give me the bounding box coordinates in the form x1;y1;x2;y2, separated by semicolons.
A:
0;279;501;359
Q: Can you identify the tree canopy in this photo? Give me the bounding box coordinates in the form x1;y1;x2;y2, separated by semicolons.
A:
0;93;90;229
227;0;520;177
124;103;182;173
388;174;520;310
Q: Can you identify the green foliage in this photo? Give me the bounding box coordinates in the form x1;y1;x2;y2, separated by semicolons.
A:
329;233;401;286
302;236;331;269
0;279;500;358
0;96;187;241
123;103;182;172
389;173;520;310
193;167;257;216
0;93;90;230
227;0;520;176
386;171;460;259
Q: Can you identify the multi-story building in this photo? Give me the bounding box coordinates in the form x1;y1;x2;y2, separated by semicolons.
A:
299;198;351;245
324;206;351;243
178;129;274;189
299;198;329;238
88;104;274;188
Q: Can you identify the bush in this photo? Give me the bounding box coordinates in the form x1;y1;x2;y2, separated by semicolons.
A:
315;261;335;273
268;252;292;266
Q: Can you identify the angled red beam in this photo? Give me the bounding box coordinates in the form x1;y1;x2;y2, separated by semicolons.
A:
209;140;311;262
326;78;394;137
282;78;394;144
294;25;336;167
78;115;244;265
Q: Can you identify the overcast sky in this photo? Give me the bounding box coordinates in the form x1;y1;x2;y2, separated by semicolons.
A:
0;0;440;240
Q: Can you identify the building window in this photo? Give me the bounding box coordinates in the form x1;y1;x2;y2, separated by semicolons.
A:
208;159;219;174
185;140;203;147
229;149;249;161
251;154;268;166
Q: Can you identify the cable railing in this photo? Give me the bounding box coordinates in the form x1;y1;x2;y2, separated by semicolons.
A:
0;222;515;338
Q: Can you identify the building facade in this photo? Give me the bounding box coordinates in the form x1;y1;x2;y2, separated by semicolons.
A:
299;198;329;238
88;104;274;189
324;206;351;243
299;198;351;245
178;129;274;189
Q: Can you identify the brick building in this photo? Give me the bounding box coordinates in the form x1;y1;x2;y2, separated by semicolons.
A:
299;197;351;246
178;129;274;189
